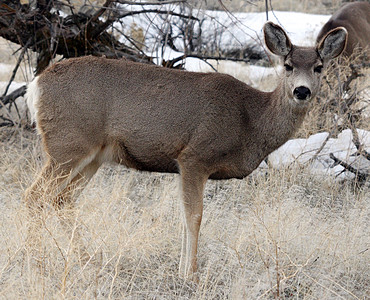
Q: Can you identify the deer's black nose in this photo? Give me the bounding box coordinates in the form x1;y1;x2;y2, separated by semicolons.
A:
293;86;311;100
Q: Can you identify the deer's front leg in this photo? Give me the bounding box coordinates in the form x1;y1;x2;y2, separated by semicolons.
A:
178;161;208;280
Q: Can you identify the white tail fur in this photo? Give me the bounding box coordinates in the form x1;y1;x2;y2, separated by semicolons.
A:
25;77;40;130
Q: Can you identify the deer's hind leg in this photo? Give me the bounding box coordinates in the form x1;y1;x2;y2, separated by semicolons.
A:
55;156;102;263
53;155;102;210
25;158;71;213
24;148;102;255
25;147;101;211
24;157;73;259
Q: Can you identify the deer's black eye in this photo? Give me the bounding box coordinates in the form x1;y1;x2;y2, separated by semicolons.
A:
284;64;293;71
314;65;323;73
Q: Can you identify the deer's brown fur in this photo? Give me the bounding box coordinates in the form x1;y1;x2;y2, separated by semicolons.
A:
25;22;347;279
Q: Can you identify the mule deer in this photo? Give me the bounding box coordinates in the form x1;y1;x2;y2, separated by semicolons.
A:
25;22;347;279
317;1;370;57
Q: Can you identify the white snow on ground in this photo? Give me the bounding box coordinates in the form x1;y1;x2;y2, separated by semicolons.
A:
267;130;370;180
186;9;329;48
0;63;15;78
1;8;368;181
0;80;24;92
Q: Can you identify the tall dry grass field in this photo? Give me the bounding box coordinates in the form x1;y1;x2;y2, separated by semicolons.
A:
0;114;369;298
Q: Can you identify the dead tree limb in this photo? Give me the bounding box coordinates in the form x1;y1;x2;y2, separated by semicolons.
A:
329;153;368;182
0;86;27;109
0;0;154;75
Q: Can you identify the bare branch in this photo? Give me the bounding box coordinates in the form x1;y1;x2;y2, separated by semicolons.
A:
91;8;199;39
309;130;334;163
88;0;115;23
113;0;186;5
2;39;31;97
349;123;370;161
330;153;368;182
0;86;27;109
162;52;252;69
0;115;15;127
341;63;365;93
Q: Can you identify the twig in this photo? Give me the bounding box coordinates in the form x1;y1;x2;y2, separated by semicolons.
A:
1;38;31;97
114;0;186;5
268;0;283;28
90;8;199;39
348;118;370;161
329;153;368;182
0;85;27;109
309;129;336;163
163;52;251;68
0;115;14;127
265;0;268;21
341;63;364;93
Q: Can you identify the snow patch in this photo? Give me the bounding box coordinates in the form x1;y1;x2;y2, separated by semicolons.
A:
268;129;370;180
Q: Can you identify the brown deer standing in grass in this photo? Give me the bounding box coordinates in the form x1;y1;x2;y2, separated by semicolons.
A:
317;1;370;57
25;22;347;280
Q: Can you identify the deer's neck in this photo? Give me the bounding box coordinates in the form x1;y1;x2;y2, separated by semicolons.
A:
249;81;308;158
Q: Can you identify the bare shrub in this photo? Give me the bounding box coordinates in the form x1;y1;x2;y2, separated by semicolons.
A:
297;50;370;138
192;0;345;14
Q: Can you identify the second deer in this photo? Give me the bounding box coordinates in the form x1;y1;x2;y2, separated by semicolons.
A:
317;1;369;57
25;22;347;280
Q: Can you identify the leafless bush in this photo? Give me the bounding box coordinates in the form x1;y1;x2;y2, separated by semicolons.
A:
299;51;369;137
297;50;370;183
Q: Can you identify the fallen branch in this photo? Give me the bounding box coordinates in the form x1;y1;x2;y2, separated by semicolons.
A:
329;153;368;182
0;115;14;127
0;85;27;109
0;0;154;75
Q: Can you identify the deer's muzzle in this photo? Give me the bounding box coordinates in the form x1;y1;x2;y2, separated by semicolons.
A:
293;86;311;101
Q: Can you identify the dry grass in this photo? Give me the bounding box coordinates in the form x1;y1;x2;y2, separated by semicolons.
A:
0;123;369;299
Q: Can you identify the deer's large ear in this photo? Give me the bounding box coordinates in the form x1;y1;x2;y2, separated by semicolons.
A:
263;22;292;56
316;27;347;60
